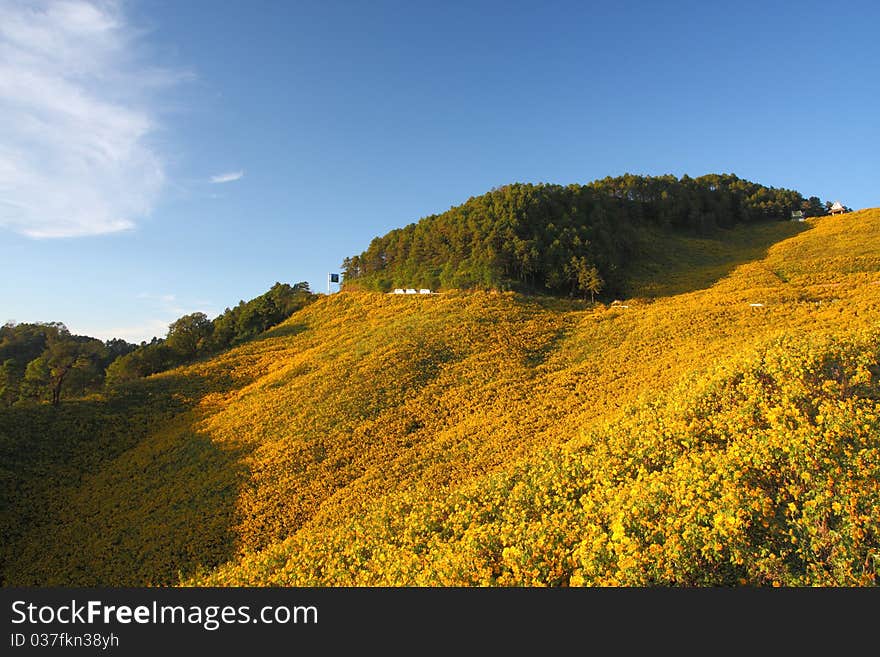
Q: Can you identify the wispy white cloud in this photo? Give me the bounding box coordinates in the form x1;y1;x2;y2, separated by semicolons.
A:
137;291;186;316
79;318;170;344
137;292;176;303
0;1;183;238
117;290;217;342
210;170;244;184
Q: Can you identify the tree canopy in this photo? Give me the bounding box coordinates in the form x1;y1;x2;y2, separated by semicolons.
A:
105;282;315;389
0;322;128;406
2;282;316;406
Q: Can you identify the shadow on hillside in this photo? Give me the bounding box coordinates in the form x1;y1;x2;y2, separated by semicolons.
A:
251;322;308;343
0;369;256;586
622;220;812;299
520;295;591;313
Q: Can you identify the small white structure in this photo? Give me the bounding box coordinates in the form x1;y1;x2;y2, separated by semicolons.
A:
791;210;805;222
829;201;846;215
391;287;433;295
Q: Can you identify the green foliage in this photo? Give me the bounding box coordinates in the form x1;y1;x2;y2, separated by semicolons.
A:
104;339;173;388
0;322;122;407
106;282;316;390
567;258;603;302
200;282;314;352
342;174;820;297
166;312;213;360
0;360;21;406
20;356;50;402
1;282;315;404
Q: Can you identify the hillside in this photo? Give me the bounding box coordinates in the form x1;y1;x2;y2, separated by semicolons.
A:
340;173;822;296
2;209;879;586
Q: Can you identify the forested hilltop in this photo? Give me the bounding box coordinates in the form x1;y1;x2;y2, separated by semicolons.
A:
341;173;827;297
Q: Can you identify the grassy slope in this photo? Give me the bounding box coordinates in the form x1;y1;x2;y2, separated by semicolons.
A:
2;211;879;586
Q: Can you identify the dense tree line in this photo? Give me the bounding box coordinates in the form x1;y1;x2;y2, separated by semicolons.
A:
105;282;314;387
341;173;825;297
0;282;315;406
0;322;135;407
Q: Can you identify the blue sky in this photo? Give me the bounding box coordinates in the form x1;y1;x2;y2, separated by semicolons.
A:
2;0;878;342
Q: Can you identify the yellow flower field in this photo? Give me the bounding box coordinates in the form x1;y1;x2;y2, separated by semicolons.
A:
2;209;879;586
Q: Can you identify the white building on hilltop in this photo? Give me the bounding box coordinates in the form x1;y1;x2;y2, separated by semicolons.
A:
829;201;846;215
